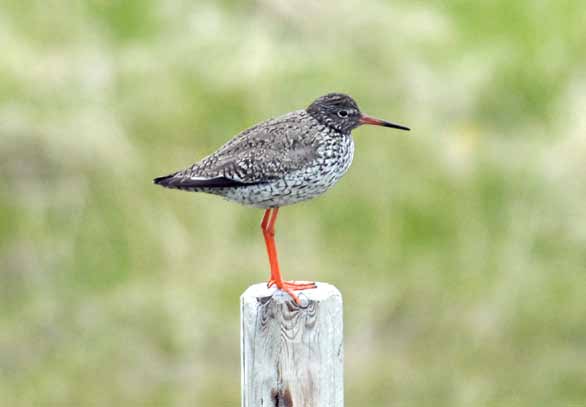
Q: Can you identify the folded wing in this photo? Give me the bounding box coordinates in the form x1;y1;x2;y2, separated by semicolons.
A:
153;111;319;191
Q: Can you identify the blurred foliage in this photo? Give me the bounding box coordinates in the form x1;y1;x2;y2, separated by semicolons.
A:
1;0;586;406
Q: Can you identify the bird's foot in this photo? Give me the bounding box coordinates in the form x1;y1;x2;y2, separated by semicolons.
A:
267;280;317;290
266;280;317;304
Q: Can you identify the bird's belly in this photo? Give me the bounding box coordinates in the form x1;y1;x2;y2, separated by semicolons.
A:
219;137;355;208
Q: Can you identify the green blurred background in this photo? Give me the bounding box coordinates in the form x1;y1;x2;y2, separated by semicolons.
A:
1;1;585;405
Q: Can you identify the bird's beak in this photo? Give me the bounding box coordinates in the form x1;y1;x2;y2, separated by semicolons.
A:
359;114;410;131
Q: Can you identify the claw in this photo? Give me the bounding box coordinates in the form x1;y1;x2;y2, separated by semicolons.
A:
266;280;317;304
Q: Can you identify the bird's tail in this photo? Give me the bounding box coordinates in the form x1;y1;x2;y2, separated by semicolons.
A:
154;172;251;190
153;173;176;187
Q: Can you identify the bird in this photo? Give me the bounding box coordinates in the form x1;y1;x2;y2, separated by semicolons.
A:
154;93;409;304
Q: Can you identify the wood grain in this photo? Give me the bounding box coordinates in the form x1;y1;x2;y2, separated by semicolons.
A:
241;283;343;407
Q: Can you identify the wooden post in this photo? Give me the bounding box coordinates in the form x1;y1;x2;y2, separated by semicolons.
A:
241;282;343;407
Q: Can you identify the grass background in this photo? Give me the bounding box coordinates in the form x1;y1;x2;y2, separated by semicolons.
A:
1;0;585;405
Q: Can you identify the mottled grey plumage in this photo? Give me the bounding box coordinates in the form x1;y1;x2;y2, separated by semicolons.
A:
154;93;409;208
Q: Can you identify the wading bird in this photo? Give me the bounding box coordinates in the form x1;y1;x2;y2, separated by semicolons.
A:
154;93;409;303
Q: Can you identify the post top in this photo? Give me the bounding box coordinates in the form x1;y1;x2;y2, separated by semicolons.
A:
241;282;342;307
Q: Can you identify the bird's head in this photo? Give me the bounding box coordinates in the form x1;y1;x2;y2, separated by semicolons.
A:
306;93;410;134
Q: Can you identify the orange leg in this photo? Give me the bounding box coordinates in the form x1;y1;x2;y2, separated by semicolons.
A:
260;208;317;304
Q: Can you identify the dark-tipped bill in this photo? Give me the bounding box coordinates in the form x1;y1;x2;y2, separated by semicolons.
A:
359;114;410;131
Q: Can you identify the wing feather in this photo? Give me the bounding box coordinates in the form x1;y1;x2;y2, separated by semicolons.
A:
154;110;320;190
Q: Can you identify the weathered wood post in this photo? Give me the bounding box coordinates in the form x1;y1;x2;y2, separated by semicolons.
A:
241;282;343;407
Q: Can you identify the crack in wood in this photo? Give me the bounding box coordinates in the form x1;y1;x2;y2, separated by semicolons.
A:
271;387;293;407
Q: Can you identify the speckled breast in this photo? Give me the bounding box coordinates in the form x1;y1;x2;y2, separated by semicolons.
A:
224;132;355;208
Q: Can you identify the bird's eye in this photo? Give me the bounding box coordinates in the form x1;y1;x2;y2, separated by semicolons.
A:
337;110;348;118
